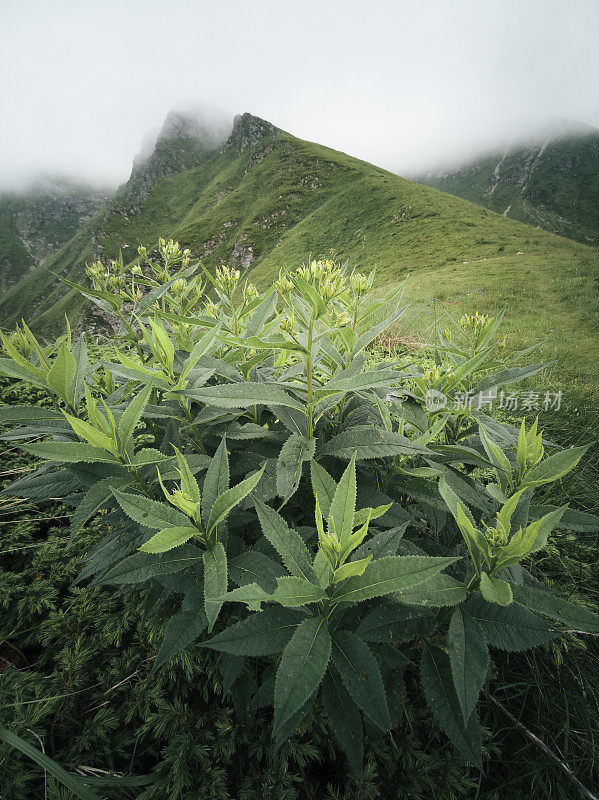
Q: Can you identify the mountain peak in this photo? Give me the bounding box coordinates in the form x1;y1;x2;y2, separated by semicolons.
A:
226;113;277;152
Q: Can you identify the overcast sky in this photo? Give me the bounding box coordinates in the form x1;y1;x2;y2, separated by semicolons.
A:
1;0;598;189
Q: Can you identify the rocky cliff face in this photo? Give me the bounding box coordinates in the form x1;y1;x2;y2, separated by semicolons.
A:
0;177;108;291
225;113;277;153
417;121;599;245
128;109;233;197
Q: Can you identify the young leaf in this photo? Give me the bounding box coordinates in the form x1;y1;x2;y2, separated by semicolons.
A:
331;556;458;604
203;606;304;655
480;573;513;606
254;499;317;583
273;616;331;738
322;670;363;774
22;442;121;464
46;342;76;404
333;556;372;584
118;382;153;452
328;454;357;546
203;542;228;630
206;465;265;536
139;526;198;553
420;643;482;767
522;445;588;488
112;488;190;529
63;413;118;454
448;607;489;722
331;630;391;731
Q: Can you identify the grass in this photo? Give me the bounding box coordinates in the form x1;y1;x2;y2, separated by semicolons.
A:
418;129;599;246
0;115;597;408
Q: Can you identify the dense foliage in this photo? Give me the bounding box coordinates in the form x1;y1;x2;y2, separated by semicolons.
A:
1;241;598;796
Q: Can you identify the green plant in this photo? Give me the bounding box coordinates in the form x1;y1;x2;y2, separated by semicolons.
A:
1;246;598;778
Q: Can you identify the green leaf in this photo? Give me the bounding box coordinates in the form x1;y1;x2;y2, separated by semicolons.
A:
203;606;303;655
47;342;76;404
118;382;153;451
139;526;198;553
466;596;558;651
319;426;431;460
511;584;599;632
22;441;120;464
255;499;317;583
203;542;228;630
393;574;468;607
229;550;286;591
420;643;482;767
357;602;436;642
448;607;489;721
189;383;305;412
472;363;549;395
153;585;207;671
328;454;357;546
322;670;363;774
318;369;406;396
480;573;513;605
522;445;588;487
219;583;273;611
63;414;117;454
70;476;132;533
101;545;202;585
273;616;331;738
331;556;458;604
112;488;189;529
310;460;336;519
276;433;315;498
331;630;391;731
333;557;372;583
273;576;328;607
0;726;103;800
201;436;229;529
206;465;265;535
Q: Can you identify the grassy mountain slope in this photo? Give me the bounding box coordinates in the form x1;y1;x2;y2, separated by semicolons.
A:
0;176;107;292
1;113;598;399
417;122;599;246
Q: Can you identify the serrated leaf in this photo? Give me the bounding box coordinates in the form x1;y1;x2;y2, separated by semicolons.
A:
101;545;202;585
511;584;599;632
22;442;121;464
480;573;513;605
203;606;303;655
70;476;133;533
229;550;287;591
319;426;431;460
46;343;76;404
189;383;305;411
420;643;482;767
273;616;331;737
276;433;315;498
322;670;363;774
118;382;153;451
328;454;357;546
522;445;588;488
112;488;189;529
139;526;198;553
310;460;336;519
153;585;207;671
393;574;468;607
466;595;558;651
206;465;265;536
203;542;228;630
201;436;229;529
331;556;458;604
273;576;328;607
331;630;391;731
254;499;317;583
356;602;436;642
448;607;489;721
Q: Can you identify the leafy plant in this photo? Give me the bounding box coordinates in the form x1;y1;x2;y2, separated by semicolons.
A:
1;244;598;776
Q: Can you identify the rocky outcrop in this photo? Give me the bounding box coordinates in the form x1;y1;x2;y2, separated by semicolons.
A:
225;113;277;153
